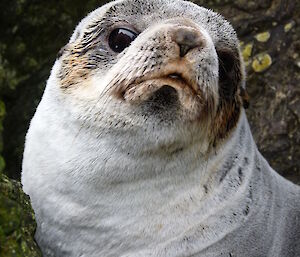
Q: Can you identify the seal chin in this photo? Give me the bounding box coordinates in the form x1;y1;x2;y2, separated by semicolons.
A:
138;85;180;118
146;85;178;107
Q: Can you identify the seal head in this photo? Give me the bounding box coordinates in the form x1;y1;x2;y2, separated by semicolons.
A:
56;0;246;152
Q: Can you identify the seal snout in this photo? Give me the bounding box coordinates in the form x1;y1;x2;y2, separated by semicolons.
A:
172;27;205;57
103;19;219;121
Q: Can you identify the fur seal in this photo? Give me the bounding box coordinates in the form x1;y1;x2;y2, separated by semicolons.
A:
22;0;300;256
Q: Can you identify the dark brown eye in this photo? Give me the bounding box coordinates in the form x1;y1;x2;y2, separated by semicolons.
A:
108;28;137;53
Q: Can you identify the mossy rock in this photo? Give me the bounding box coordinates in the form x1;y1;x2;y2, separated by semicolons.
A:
0;173;41;257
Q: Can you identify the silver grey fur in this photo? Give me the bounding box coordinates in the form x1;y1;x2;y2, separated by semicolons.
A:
22;0;300;256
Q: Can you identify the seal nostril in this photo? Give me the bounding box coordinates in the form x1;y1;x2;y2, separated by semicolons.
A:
174;27;203;57
179;44;192;57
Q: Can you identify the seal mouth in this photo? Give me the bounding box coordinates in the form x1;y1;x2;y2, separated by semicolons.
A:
166;73;198;93
167;73;187;84
122;70;201;104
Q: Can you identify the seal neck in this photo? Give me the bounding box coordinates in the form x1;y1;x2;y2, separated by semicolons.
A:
70;110;256;208
70;111;258;254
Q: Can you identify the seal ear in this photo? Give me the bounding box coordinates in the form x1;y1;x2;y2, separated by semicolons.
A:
210;48;246;145
216;48;250;109
217;49;241;100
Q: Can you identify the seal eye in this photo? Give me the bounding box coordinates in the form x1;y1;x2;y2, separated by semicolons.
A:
108;28;137;53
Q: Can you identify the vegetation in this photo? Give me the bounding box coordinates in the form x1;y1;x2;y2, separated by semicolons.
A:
0;173;41;256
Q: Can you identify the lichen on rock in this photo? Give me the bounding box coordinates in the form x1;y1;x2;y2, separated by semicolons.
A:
0;172;41;257
251;53;272;73
241;42;253;66
255;31;270;42
284;21;295;32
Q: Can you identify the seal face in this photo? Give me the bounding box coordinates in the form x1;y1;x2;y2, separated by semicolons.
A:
57;0;246;148
22;0;299;256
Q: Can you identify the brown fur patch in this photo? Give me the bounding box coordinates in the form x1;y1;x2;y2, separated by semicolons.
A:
240;87;250;109
58;44;92;90
57;27;103;91
210;96;242;147
209;48;244;147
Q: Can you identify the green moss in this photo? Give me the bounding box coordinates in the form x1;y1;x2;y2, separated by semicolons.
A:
0;196;21;235
0;173;42;257
0;102;5;159
0;157;4;173
0;101;5;119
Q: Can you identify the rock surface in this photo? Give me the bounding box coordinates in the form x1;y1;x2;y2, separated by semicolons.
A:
0;172;41;256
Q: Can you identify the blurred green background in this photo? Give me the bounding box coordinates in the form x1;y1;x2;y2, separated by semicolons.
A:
0;0;299;183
